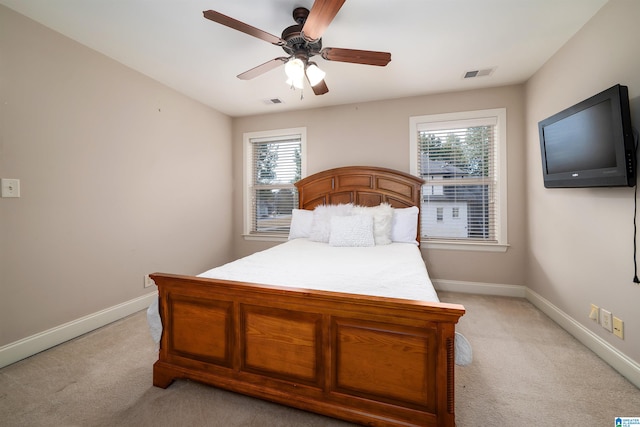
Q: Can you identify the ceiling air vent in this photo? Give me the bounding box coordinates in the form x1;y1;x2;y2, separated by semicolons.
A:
263;98;284;105
463;67;495;79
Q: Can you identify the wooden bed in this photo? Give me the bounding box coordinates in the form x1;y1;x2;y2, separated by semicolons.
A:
151;166;465;427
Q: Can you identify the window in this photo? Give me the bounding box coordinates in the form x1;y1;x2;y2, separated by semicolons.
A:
410;109;507;251
244;128;306;240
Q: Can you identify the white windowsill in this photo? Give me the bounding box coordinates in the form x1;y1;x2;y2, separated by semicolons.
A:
243;234;509;252
243;234;289;242
422;240;510;252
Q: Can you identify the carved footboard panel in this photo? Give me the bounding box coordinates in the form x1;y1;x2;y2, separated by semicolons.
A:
151;273;465;427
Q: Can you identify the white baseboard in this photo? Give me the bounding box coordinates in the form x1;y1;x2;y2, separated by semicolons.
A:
433;279;527;298
525;288;640;390
0;292;157;369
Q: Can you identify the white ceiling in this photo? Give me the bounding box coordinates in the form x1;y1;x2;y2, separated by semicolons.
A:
1;0;607;117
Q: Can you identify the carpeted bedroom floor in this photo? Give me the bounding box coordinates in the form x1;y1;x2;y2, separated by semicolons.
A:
1;292;639;426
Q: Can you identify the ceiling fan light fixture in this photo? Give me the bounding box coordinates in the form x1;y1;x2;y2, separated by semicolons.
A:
284;57;306;89
286;76;304;90
306;62;326;87
285;58;305;80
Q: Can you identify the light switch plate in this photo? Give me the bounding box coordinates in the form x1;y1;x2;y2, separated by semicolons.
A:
600;308;613;332
1;179;20;198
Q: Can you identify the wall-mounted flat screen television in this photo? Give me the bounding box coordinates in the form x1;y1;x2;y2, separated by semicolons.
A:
538;84;636;188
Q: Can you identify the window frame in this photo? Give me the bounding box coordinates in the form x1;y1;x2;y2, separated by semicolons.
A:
243;127;307;241
409;108;508;252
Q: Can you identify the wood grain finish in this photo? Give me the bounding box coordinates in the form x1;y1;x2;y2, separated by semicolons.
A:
296;166;422;210
152;166;465;427
332;319;435;409
241;305;322;385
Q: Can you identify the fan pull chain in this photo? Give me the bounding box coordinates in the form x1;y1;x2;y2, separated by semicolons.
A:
287;83;304;101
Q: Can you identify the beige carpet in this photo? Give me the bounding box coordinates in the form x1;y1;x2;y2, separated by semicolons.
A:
1;292;639;426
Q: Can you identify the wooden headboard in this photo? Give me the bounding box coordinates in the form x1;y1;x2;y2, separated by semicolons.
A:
295;166;424;242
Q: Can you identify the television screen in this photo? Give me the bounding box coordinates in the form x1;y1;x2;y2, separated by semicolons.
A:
538;84;635;188
543;100;616;174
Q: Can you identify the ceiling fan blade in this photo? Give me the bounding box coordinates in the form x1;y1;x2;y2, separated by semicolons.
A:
237;57;288;80
308;78;329;95
321;48;391;66
203;10;285;46
302;0;346;42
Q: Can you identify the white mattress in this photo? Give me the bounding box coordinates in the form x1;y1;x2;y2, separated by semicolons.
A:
198;238;439;303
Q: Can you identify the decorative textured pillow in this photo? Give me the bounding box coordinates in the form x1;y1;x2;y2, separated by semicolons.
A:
288;209;314;240
328;214;375;247
352;203;393;245
309;204;353;243
391;206;419;245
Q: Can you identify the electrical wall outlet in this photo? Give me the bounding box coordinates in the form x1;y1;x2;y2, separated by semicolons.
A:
589;304;599;322
144;274;155;288
1;178;20;198
600;308;613;332
613;317;624;339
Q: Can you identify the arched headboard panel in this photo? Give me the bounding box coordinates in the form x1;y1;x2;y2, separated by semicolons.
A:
295;166;424;243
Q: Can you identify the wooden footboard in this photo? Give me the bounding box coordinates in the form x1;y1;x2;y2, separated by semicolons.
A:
151;273;465;427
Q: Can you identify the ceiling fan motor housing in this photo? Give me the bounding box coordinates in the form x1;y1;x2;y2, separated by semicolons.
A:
282;8;322;61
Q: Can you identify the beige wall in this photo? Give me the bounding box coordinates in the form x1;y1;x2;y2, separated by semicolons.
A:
0;6;234;346
525;0;640;362
232;85;527;286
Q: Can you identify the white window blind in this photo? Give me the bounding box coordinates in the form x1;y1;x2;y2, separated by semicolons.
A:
246;130;304;236
413;113;503;244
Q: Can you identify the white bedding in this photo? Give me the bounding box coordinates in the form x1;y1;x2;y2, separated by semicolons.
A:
147;238;472;365
198;238;439;302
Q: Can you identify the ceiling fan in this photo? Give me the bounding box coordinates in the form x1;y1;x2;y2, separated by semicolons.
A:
203;0;391;95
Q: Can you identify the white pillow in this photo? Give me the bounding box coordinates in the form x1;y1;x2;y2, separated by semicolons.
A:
288;209;314;240
391;206;419;245
329;214;375;247
352;203;393;245
309;204;353;243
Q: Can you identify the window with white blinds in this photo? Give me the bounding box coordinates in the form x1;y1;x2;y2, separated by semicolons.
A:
244;128;306;238
410;109;507;248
